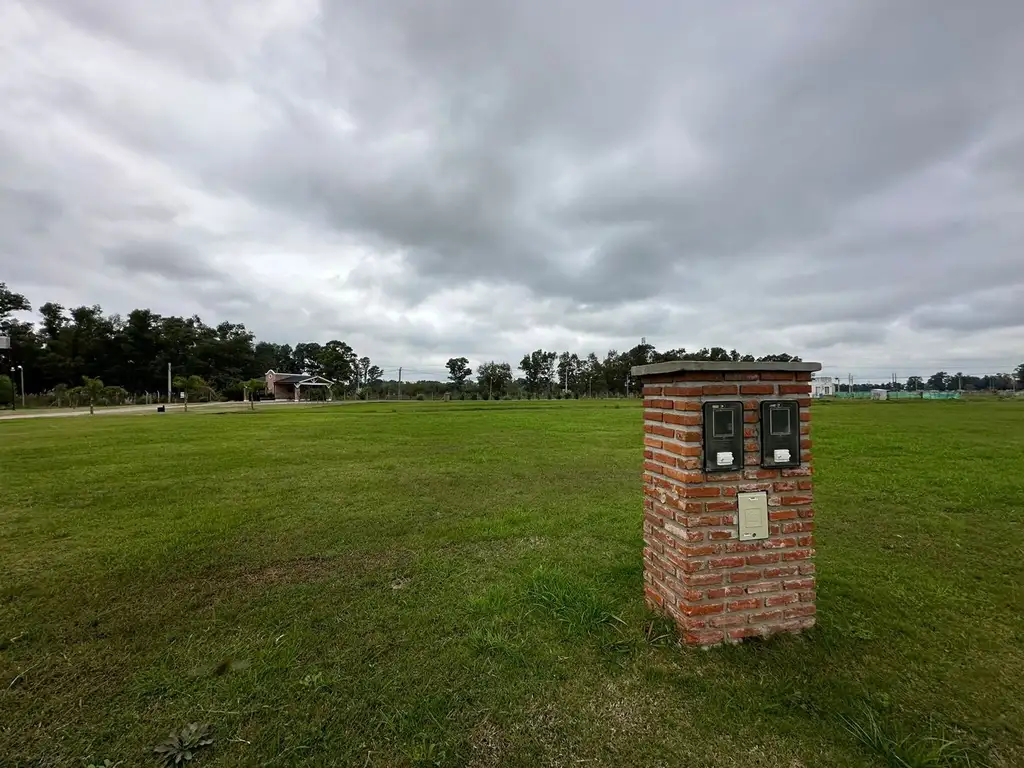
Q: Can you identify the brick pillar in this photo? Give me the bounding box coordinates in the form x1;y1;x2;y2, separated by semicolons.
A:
631;361;821;646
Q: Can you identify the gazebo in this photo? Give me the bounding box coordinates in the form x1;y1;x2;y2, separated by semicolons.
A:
265;370;335;401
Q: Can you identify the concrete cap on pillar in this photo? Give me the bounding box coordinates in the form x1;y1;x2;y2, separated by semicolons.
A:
632;361;822;377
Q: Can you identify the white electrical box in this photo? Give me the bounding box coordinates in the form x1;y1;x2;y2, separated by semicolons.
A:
737;491;769;541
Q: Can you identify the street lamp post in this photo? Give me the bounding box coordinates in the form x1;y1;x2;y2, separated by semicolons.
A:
17;365;24;409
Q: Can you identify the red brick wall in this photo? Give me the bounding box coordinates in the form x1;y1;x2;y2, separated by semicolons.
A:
640;370;816;646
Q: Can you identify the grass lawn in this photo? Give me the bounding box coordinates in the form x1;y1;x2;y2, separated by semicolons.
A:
2;399;1023;767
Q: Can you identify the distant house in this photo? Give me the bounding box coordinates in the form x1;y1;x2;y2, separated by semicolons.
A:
265;370;335;401
810;376;836;398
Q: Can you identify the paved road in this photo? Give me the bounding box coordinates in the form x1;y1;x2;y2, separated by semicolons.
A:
0;400;268;421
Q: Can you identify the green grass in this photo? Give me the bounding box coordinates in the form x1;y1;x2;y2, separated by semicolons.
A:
1;399;1022;767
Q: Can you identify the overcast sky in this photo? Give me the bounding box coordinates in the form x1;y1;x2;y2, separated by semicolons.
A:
2;0;1022;381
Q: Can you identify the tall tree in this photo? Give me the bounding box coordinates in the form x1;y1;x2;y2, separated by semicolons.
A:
582;352;601;396
519;349;557;396
446;357;472;390
557;352;572;393
0;283;36;388
317;340;358;385
477;361;513;397
601;349;628;395
253;341;283;374
0;282;31;319
291;342;323;375
37;302;66;339
556;352;582;393
621;341;657;394
356;357;383;388
926;371;951;391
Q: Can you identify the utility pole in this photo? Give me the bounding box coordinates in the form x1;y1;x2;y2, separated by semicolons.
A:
398;367;402;399
167;362;172;405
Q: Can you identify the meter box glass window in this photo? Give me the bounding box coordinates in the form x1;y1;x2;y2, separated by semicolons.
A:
702;401;743;472
760;400;800;468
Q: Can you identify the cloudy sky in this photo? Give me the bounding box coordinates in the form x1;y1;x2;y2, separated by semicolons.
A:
2;0;1023;381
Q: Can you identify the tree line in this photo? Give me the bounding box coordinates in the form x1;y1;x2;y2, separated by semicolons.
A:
915;371;1021;392
839;371;1022;393
0;283;799;404
451;344;803;400
2;282;1020;405
0;282;385;404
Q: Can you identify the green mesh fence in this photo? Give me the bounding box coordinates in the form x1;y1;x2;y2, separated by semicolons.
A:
832;390;960;400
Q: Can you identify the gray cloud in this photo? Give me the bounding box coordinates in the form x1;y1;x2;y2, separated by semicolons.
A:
798;323;890;351
909;288;1024;333
1;0;1023;378
106;239;218;281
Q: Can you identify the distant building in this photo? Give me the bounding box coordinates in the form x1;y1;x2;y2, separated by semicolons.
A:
810;376;836;398
265;370;335;401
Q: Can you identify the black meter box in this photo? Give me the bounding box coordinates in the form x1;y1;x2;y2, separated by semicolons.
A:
760;400;800;468
702;401;743;473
